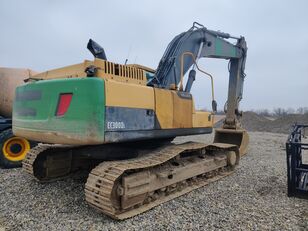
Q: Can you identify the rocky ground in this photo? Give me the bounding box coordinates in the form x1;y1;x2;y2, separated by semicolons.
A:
0;132;307;231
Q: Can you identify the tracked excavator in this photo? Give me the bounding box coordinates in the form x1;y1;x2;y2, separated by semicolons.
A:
13;22;248;219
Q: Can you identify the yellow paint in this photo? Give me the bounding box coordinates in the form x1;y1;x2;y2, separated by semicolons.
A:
127;64;155;73
31;58;149;86
154;88;174;128
2;136;30;162
33;60;93;79
172;92;192;128
193;111;213;128
94;59;147;85
154;89;212;129
191;97;213;128
105;79;155;109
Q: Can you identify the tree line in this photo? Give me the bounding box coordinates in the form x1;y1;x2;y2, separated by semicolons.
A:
249;107;308;117
208;107;308;116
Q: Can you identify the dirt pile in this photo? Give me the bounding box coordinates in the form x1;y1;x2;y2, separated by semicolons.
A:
241;111;308;134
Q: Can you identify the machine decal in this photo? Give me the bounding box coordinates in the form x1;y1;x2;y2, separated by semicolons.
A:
15;90;42;101
107;121;126;130
105;107;155;131
15;107;36;116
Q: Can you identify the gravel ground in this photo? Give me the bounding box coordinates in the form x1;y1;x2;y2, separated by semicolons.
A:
0;132;308;231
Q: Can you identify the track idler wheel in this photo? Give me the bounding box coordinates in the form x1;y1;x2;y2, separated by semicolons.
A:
214;128;249;156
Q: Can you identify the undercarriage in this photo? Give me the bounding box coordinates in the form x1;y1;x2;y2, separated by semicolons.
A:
23;141;239;219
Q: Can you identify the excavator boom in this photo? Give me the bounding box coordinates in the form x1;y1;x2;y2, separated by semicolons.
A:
151;22;248;155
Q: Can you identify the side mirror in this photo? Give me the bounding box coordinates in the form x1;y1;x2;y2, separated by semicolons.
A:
212;100;217;113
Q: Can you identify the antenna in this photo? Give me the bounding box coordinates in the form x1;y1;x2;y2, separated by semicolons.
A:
125;44;132;64
134;55;138;64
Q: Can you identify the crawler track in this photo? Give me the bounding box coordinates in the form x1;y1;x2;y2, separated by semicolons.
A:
23;144;93;182
85;142;239;219
23;142;239;219
23;144;50;176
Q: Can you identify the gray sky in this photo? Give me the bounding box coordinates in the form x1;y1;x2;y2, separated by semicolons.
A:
0;0;307;111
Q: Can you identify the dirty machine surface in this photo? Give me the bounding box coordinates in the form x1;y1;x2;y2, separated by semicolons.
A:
13;22;249;219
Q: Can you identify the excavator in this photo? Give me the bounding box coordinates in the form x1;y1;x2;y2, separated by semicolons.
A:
13;22;248;219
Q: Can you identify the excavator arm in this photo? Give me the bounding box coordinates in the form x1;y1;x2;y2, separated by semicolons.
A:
150;22;248;155
152;23;246;88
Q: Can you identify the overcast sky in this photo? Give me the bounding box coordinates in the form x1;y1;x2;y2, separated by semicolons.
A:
0;0;307;111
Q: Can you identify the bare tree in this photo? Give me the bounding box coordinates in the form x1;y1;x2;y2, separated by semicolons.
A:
256;109;271;117
286;107;295;114
273;107;287;117
297;107;308;114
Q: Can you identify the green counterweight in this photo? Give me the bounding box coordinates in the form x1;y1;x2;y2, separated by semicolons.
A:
13;78;105;144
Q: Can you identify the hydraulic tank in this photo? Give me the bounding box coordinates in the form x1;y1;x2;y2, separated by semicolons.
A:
0;67;37;117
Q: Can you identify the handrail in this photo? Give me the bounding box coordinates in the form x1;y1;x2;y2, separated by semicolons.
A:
180;51;215;103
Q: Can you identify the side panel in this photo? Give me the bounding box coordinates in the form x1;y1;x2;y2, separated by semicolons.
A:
105;80;154;109
193;112;212;127
154;89;194;129
172;92;193;128
103;81;212;143
154;89;173;129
